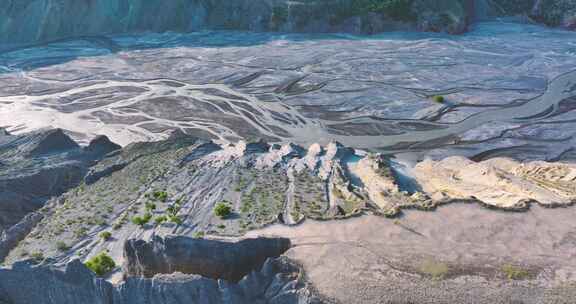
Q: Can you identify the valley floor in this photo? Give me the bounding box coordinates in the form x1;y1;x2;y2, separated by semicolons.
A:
249;204;576;303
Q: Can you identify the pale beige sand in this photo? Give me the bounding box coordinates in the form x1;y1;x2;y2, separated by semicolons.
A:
247;204;576;303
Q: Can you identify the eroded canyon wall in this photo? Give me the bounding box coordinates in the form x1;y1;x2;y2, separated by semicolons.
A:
0;0;471;45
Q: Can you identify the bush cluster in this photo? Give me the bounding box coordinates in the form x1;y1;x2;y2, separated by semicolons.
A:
85;252;116;277
132;213;152;227
214;202;232;218
99;231;112;241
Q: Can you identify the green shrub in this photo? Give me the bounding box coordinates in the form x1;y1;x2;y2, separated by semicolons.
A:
56;241;69;252
167;204;180;216
152;191;168;202
168;215;182;225
99;231;112;241
131;213;152;227
432;95;445;103
214;202;232;218
85;252;116;277
193;231;205;239
74;227;88;239
154;215;167;225
502;264;530;280
145;202;157;212
30;251;44;262
131;216;145;226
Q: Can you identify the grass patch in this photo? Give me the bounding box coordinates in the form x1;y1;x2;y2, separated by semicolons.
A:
419;259;449;280
502;264;530;280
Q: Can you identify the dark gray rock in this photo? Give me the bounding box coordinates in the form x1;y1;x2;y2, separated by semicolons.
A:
0;255;319;304
245;140;271;154
25;129;79;157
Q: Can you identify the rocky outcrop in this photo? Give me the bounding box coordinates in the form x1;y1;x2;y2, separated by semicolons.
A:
123;236;291;281
412;156;576;209
0;256;319;304
348;155;434;216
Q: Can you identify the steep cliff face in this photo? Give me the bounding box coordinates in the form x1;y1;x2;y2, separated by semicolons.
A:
0;0;471;45
0;1;574;46
123;236;291;281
